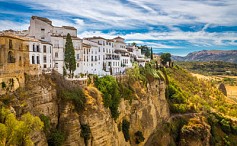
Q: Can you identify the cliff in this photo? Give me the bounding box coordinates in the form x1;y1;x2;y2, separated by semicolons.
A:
2;64;237;146
2;72;170;146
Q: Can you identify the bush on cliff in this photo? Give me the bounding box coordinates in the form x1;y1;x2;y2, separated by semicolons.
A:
134;131;145;144
48;129;65;146
0;107;43;146
94;76;120;119
51;72;86;112
122;119;130;142
80;124;91;146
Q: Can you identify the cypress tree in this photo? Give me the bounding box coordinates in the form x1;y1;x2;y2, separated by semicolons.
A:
64;33;76;78
151;47;153;60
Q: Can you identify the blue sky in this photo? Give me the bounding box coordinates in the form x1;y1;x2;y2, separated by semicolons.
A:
0;0;237;56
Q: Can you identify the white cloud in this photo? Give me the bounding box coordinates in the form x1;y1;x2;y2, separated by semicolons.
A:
0;20;28;31
12;0;237;28
79;30;237;47
1;0;237;49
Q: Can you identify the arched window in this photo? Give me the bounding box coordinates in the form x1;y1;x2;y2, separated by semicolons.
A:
32;55;35;64
8;51;15;63
33;44;35;52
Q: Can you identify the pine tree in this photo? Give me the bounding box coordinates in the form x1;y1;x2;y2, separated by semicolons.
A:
64;33;76;78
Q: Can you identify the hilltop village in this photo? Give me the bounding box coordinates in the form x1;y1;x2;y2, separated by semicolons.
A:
0;16;151;84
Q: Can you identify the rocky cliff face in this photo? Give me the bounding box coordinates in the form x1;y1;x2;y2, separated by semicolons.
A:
8;74;171;146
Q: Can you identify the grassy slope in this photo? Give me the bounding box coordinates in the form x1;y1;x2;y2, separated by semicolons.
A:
165;65;237;146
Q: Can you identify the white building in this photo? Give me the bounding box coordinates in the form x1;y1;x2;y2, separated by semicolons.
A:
27;16;148;77
29;16;80;74
28;39;53;73
126;45;148;67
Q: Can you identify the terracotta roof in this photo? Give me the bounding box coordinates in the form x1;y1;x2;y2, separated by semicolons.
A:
113;36;125;40
40;40;52;45
62;26;77;30
85;36;106;40
0;33;39;42
32;16;52;25
82;43;91;48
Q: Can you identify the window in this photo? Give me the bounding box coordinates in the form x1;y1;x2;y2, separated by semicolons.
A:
41;28;45;31
55;63;58;68
50;47;51;53
77;63;79;67
41;37;45;39
36;45;40;52
108;62;111;66
77;54;80;60
99;47;100;52
44;64;47;68
43;55;47;63
55;52;58;58
43;45;47;53
9;39;13;49
7;51;15;63
103;48;105;52
33;44;35;52
32;56;35;64
95;56;97;61
37;56;40;64
91;56;93;61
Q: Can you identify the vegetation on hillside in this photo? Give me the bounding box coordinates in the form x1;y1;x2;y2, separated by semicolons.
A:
0;107;43;146
176;61;237;76
51;72;86;112
165;65;237;117
164;63;237;145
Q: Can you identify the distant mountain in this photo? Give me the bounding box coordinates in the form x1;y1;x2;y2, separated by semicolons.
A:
172;50;237;63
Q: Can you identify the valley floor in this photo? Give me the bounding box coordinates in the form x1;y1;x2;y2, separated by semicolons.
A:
191;73;237;99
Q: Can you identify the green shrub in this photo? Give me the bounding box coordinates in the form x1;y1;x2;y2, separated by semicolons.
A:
220;119;231;134
48;130;65;146
80;124;91;146
170;104;190;114
122;119;130;142
94;76;120;119
51;72;86;112
1;82;6;89
59;88;86;112
134;131;145;144
40;114;50;136
231;125;237;135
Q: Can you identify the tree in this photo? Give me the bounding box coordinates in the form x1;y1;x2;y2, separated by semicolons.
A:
160;53;171;66
218;83;227;96
150;47;153;60
64;33;76;78
131;42;137;47
138;45;151;58
0;107;43;146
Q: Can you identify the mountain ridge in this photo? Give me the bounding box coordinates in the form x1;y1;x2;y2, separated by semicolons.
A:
171;50;237;63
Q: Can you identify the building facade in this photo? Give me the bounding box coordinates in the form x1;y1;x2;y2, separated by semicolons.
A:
2;16;149;78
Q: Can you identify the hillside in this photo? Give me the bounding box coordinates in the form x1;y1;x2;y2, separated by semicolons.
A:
1;62;237;145
172;50;237;63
